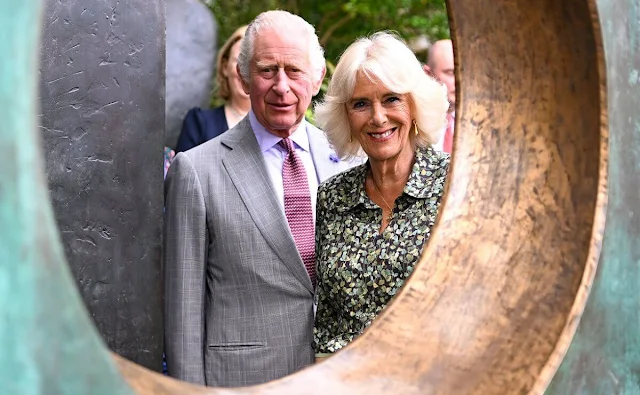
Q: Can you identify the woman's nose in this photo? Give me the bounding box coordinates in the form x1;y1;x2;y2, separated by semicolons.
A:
371;102;387;125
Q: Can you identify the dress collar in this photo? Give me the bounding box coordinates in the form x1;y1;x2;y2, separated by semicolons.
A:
337;146;443;212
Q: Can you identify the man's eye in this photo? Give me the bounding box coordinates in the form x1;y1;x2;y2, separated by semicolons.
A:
287;68;303;77
260;68;276;77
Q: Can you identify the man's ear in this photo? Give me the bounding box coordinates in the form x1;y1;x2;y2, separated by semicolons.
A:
423;64;434;77
237;64;250;95
312;65;327;96
221;60;229;78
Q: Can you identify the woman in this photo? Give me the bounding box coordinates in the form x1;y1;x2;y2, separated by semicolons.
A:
313;32;450;355
175;25;250;152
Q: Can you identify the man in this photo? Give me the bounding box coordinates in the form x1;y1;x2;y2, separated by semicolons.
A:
424;39;456;153
164;10;356;388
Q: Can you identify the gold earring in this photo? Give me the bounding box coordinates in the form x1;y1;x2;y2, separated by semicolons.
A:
349;135;353;143
413;120;419;136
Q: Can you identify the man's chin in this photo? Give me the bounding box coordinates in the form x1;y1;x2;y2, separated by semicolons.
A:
265;117;304;135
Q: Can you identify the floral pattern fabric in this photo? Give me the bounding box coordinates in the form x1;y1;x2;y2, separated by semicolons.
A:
313;146;450;353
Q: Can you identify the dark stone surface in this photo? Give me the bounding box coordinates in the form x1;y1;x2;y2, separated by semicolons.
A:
39;0;164;371
165;0;217;148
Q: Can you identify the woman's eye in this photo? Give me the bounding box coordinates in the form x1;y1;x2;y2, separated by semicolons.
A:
385;96;400;104
352;101;366;109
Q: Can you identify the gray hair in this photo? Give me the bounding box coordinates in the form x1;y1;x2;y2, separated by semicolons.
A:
237;10;325;84
314;32;449;160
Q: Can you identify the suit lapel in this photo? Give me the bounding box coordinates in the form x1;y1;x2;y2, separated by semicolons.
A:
307;124;340;183
221;119;314;293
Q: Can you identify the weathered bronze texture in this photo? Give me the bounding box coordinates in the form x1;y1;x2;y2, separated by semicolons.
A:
547;0;640;393
2;0;639;394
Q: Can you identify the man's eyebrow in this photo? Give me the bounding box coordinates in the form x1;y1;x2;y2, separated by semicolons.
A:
255;60;276;68
285;60;305;68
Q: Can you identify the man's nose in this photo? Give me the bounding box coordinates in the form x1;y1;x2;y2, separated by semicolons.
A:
272;69;290;95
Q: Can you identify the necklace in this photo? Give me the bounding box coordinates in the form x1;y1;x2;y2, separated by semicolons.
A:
370;177;394;222
227;104;247;120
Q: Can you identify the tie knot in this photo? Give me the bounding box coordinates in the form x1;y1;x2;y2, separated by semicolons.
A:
279;138;295;155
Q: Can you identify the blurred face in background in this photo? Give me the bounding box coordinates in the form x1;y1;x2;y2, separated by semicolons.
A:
223;40;249;101
425;40;455;112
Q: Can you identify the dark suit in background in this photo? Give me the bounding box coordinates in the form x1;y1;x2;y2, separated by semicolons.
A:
175;106;228;153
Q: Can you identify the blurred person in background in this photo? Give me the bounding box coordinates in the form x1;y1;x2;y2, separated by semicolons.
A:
175;25;250;152
424;39;455;153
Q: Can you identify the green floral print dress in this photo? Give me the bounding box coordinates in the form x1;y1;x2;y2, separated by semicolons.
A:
313;146;450;354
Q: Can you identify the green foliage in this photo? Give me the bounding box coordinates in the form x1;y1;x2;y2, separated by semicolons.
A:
205;0;450;117
208;0;449;63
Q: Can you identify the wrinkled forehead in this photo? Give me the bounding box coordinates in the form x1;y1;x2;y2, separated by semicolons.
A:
252;25;311;50
251;28;313;65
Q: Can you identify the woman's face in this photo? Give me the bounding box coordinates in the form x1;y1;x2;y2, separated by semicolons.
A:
223;40;249;99
347;72;414;163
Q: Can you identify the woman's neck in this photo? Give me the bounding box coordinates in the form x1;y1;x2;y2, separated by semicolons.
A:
368;148;416;193
225;95;251;128
366;147;416;233
228;94;250;114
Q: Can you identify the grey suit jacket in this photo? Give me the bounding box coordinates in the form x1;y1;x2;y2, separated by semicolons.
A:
164;117;356;387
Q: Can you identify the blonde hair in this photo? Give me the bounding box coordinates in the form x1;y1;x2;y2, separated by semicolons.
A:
315;32;449;160
215;25;247;101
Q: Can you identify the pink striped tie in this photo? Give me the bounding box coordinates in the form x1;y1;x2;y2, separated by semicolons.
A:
280;138;316;288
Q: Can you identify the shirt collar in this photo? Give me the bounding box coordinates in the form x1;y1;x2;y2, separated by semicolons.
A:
338;164;369;212
337;146;442;212
403;146;441;198
249;110;310;153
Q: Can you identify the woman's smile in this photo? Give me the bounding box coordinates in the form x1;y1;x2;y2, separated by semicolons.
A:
367;127;397;141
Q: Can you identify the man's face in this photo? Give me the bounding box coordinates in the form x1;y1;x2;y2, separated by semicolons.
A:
240;28;324;138
427;44;456;111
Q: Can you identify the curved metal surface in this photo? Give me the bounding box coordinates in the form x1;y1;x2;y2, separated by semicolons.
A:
119;0;608;393
0;0;133;393
547;0;640;393
5;0;634;393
